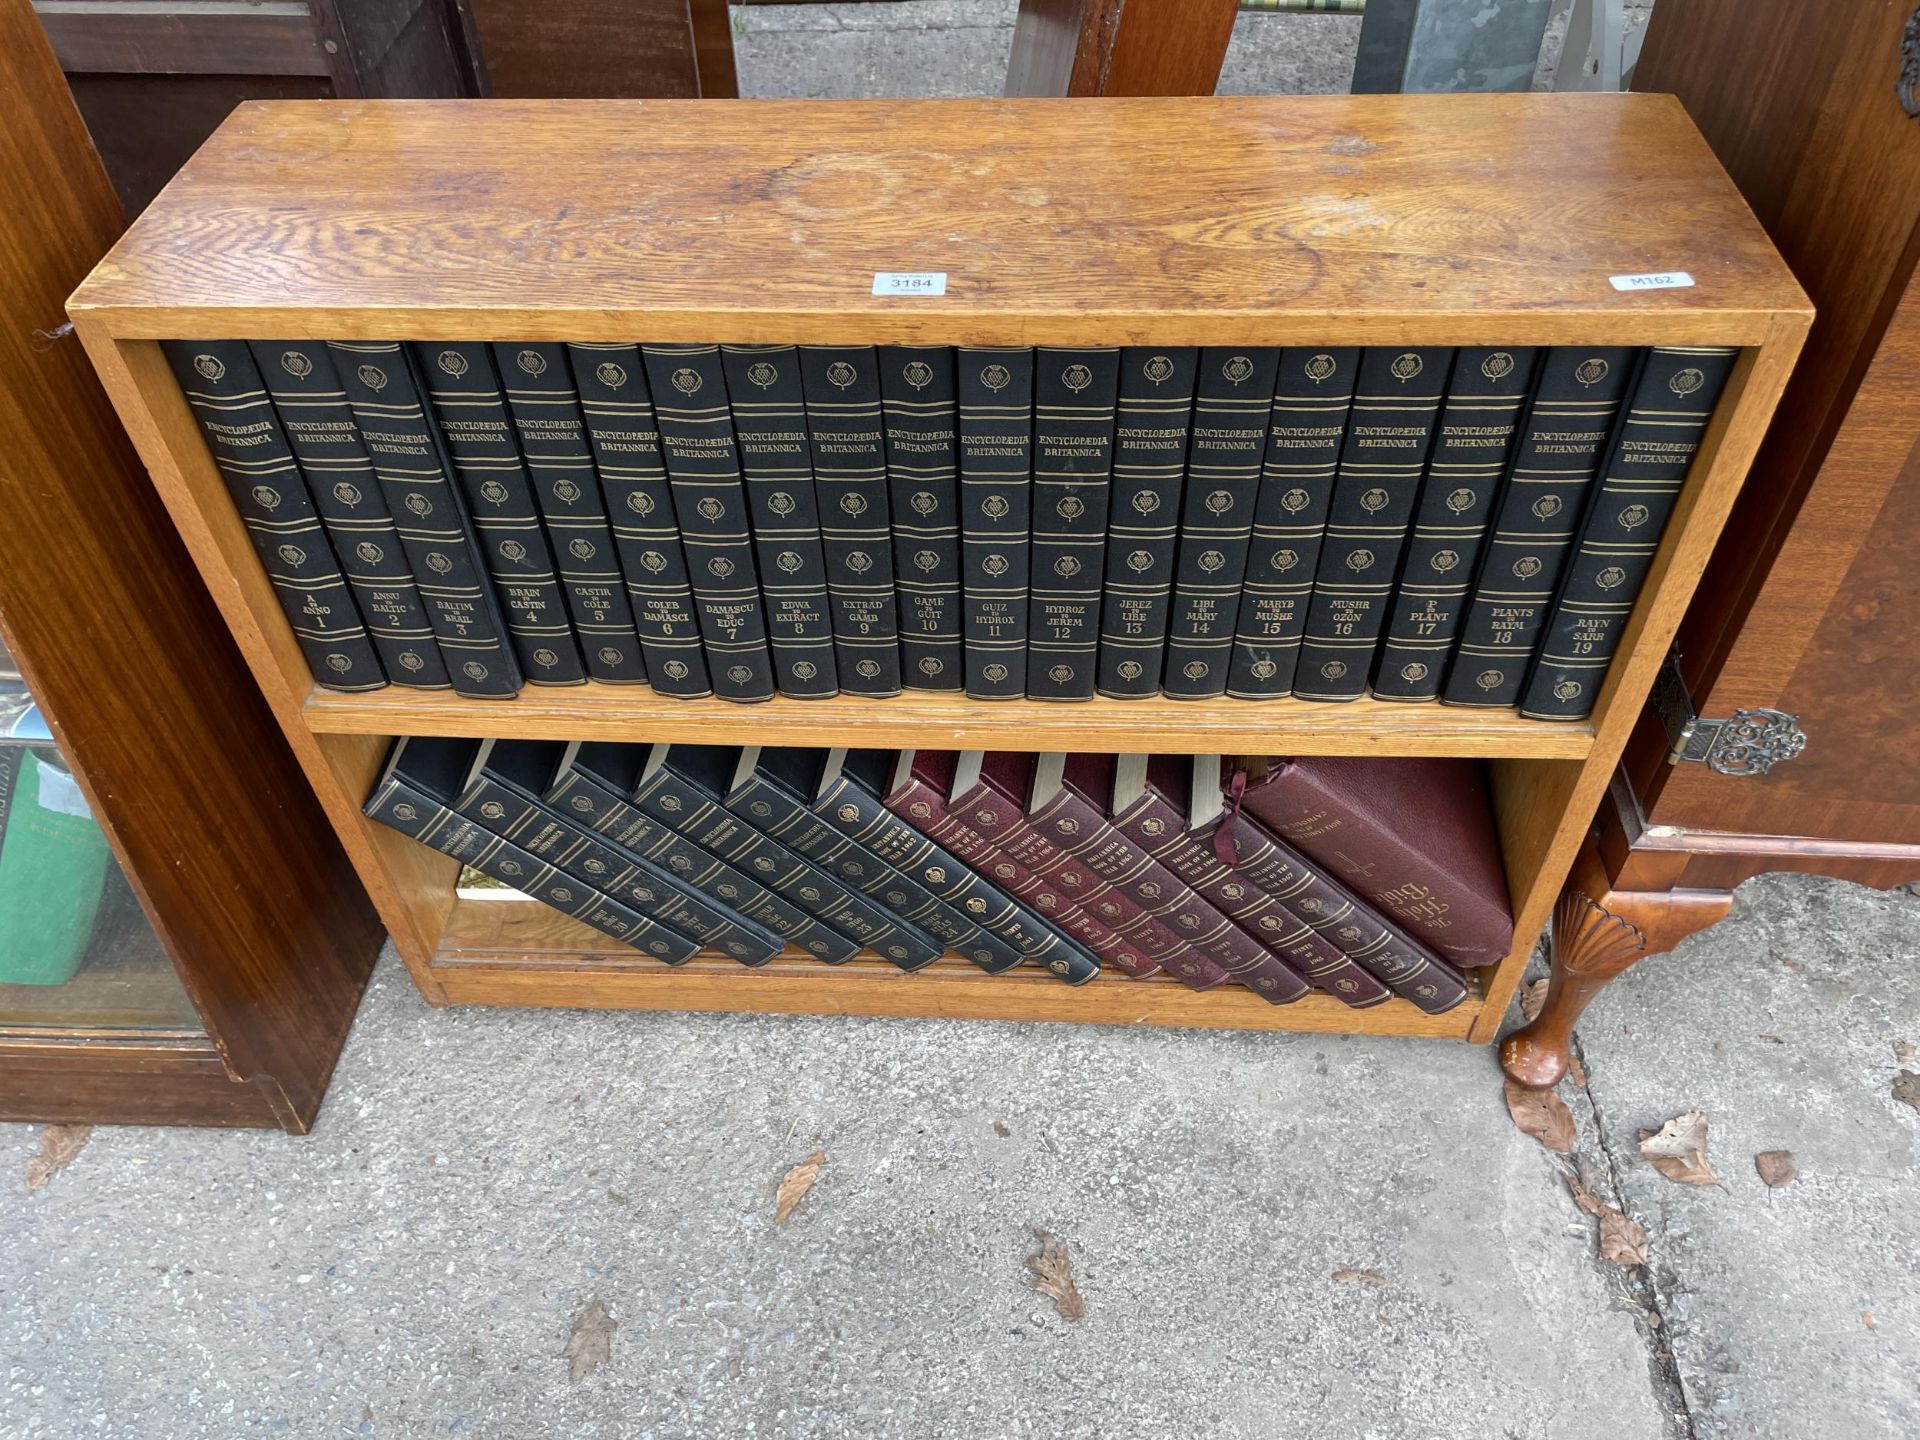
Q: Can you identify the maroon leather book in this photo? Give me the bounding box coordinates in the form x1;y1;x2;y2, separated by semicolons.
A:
883;749;1161;980
951;751;1229;990
1221;807;1469;1014
1235;756;1513;968
1111;755;1391;1010
1036;751;1311;1005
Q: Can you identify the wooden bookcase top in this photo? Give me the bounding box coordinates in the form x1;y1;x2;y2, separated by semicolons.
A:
71;94;1809;344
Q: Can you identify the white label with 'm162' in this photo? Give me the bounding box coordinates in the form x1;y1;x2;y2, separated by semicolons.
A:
1609;271;1695;292
872;271;948;296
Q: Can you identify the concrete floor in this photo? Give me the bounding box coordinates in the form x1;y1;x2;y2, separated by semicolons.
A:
4;872;1917;1437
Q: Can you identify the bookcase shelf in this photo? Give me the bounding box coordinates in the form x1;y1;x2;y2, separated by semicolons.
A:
69;94;1809;1049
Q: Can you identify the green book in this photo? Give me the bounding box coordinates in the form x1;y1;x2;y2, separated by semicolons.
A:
0;749;112;985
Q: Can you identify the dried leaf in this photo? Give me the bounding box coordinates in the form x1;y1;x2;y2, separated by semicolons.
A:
1599;1209;1651;1267
1893;1071;1920;1115
1754;1150;1798;1189
1894;1040;1915;1066
992;1121;1011;1138
1639;1111;1722;1187
1332;1267;1386;1286
563;1298;614;1382
1563;1171;1606;1218
1521;978;1550;1022
25;1124;91;1192
1863;1311;1878;1330
1025;1230;1085;1320
775;1149;825;1224
1504;1077;1577;1153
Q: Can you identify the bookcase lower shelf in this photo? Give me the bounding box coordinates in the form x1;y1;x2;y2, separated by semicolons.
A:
430;895;1485;1037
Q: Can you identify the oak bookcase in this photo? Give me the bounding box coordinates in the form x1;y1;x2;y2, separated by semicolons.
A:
68;94;1810;1049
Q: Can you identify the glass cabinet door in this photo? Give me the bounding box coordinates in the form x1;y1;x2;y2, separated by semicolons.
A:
0;636;202;1036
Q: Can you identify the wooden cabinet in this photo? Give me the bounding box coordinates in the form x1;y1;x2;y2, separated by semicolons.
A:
1501;0;1920;1085
0;0;382;1130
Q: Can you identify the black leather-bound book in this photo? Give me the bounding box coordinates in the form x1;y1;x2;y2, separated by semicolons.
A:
364;737;701;963
727;746;1030;974
1028;347;1120;700
250;341;449;690
880;346;964;691
568;343;712;698
1441;347;1640;708
546;741;863;964
491;343;649;685
630;743;944;971
328;342;522;697
166;341;388;692
798;345;901;696
413;341;586;686
1096;346;1197;698
719;345;838;698
1519;346;1740;721
1162;347;1281;699
1370;347;1541;701
456;740;786;966
1292;346;1455;701
956;347;1034;700
1226;346;1361;699
640;344;777;703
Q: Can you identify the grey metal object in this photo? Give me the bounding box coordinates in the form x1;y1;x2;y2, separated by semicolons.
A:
1351;0;1554;93
1652;652;1808;777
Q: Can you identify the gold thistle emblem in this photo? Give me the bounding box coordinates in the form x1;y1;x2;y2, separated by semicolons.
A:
1532;495;1563;520
747;362;778;389
767;491;795;516
671;367;702;396
1360;488;1389;514
332;482;361;505
909;802;931;818
324;654;351;673
903;360;933;390
1280;488;1310;513
639;551;666;572
710;556;735;578
777;551;803;573
1553;679;1583;701
1132;491;1160;514
1475;668;1503;691
981;364;1011;392
1062;363;1093;393
1222;355;1255;385
1058;819;1081;837
461;661;488;682
277;543;306;566
1618;503;1650;529
1141;817;1165;836
1401;662;1429;682
1182;661;1208;680
1271;549;1298;571
280;351;312;379
426;553;453;574
1057;496;1084;520
1199;550;1226;573
1126;550;1152;573
627;491;655;515
1597;565;1628;589
1251;658;1278;679
533;647;558;667
356;542;382;565
516;350;546;376
826;360;857;389
1321;660;1348;680
837;804;860;823
793;661;817;680
554;480;582;503
480;480;509;506
1304;353;1338;384
983;664;1008;683
595;362;627;388
1389;353;1424;382
912;491;938;516
1512;555;1542;579
1431;550;1459;572
1575;357;1610;387
1206;489;1233;515
392;803;417;822
1446;488;1476;513
1048;665;1074;684
1481;352;1516;381
499;541;527;567
1054;555;1081;577
1143;355;1175;385
839;493;866;515
1346;548;1375;571
437;350;468;377
192;354;225;381
983;553;1009;576
357;364;387;391
697;496;724;521
982;494;1010;518
251;485;281;508
480;801;505;819
1118;660;1143;680
915;550;938;571
846;552;872;573
1669;367;1705;397
569;539;594;559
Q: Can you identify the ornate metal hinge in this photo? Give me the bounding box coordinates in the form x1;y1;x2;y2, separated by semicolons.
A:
1902;4;1920;119
1651;652;1807;777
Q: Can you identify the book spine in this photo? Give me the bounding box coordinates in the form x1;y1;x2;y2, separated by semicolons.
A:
816;774;1099;984
414;342;587;685
1293;346;1455;701
880;346;964;691
1162;347;1281;699
1519;347;1741;721
492;343;649;685
1227;347;1362;698
1441;347;1641;707
456;775;785;965
1028;347;1120;699
717;345;839;698
956;347;1034;699
1370;347;1540;701
800;346;901;696
728;774;1028;974
887;775;1161;979
328;342;522;697
952;784;1230;990
364;773;700;963
567;343;712;698
250;341;450;690
164;341;388;693
1224;815;1469;1013
639;345;778;702
545;766;862;964
629;767;943;971
1096;346;1197;698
